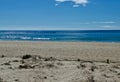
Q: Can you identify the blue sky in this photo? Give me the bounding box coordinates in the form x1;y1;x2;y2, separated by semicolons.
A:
0;0;120;30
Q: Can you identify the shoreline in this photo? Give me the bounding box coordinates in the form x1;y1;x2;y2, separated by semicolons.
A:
0;40;120;43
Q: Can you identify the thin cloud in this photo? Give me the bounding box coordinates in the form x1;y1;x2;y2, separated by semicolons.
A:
102;22;115;24
92;21;115;24
79;21;116;25
79;22;90;24
101;25;117;28
55;4;59;6
55;0;89;7
73;4;80;7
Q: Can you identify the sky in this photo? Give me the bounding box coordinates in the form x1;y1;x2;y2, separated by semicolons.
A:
0;0;120;30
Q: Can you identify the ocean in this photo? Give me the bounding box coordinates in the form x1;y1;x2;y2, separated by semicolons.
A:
0;30;120;42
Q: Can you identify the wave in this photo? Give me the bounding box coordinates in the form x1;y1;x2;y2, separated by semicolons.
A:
0;30;120;42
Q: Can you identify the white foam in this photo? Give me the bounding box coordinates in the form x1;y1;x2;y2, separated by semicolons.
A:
21;37;31;40
33;38;50;40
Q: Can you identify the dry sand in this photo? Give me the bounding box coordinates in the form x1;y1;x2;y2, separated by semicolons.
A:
0;41;120;82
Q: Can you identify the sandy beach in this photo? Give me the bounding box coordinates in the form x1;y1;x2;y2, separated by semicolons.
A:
0;41;120;82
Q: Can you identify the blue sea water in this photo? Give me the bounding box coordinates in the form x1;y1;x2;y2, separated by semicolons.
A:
0;30;120;42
